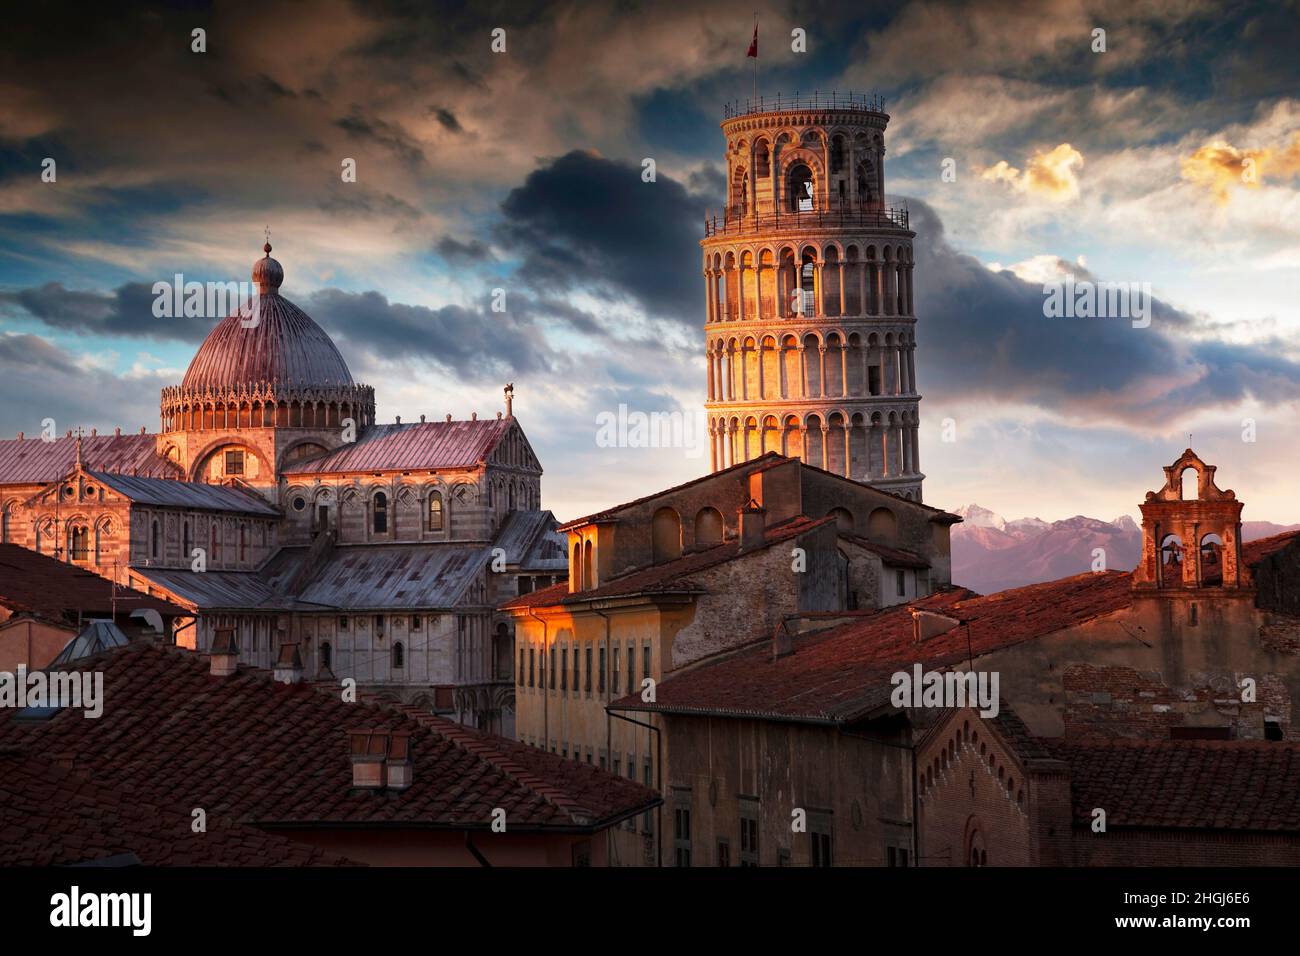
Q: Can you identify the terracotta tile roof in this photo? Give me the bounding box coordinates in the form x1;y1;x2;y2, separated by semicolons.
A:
610;571;1133;724
0;642;659;831
282;419;512;475
556;453;961;531
0;434;178;484
502;515;834;610
1243;529;1300;565
842;533;930;569
1052;738;1300;832
0;746;354;866
89;471;279;516
0;543;186;622
557;453;785;530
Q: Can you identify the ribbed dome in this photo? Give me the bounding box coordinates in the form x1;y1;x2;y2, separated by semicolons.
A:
181;244;354;391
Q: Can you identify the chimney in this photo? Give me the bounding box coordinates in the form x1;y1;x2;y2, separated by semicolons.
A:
273;643;304;684
348;729;414;790
349;729;388;789
210;629;239;677
738;499;766;549
386;731;414;790
911;609;962;644
771;617;795;660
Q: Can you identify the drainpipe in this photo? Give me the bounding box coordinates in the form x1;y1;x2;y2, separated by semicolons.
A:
593;607;614;865
609;709;663;868
527;607;549;748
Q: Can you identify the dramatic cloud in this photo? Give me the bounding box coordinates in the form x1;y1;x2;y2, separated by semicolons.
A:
979;144;1085;202
495;150;706;321
0;283;211;342
1181;134;1300;203
911;199;1300;425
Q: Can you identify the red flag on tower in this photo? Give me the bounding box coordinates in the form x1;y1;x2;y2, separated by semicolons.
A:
747;23;758;58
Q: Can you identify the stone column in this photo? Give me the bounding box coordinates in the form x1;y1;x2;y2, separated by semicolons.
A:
907;345;917;395
818;347;828;398
820;426;830;471
840;346;849;398
797;346;807;398
843;426;852;478
911;421;921;474
879;424;890;477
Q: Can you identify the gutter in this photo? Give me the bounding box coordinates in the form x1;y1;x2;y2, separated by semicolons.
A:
608;709;663;868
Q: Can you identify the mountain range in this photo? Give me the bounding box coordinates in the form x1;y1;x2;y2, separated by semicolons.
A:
949;504;1300;595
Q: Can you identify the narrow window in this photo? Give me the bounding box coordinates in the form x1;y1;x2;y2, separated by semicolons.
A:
151;520;160;559
598;647;606;693
584;646;592;693
528;648;535;687
392;642;405;668
428;492;443;531
373;491;388;533
561;648;568;691
320;641;332;670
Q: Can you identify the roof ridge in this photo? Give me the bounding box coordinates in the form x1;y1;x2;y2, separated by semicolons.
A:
391;704;594;823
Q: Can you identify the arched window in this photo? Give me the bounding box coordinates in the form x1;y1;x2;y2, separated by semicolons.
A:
582;540;594;589
70;526;89;561
787;163;814;212
868;507;897;542
651;507;682;564
1180;467;1198;500
320;641;332;671
694;507;724;548
1200;533;1225;586
392;642;405;668
428;492;444;531
373;492;388;533
151;520;160;559
828;507;854;532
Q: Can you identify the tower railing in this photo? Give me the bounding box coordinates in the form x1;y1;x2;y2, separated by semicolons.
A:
704;203;910;238
723;91;886;119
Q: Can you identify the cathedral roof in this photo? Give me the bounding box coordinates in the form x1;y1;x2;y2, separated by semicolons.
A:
281;419;515;475
0;433;175;484
180;243;355;392
88;471;278;516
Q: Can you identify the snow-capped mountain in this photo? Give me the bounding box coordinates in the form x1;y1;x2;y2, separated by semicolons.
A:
950;505;1300;594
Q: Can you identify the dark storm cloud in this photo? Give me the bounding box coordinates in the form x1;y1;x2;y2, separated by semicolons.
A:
435;236;494;264
302;288;562;381
495;150;706;321
430;107;463;134
0;333;164;439
910;199;1300;422
333;111;428;168
0;282;211;343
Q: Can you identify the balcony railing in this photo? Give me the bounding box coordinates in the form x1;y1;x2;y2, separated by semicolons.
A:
704;203;910;238
723;91;886;119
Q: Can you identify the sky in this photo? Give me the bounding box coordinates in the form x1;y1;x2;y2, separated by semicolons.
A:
1;0;1298;524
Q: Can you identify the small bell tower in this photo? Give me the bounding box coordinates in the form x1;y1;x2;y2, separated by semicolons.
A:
1132;449;1248;593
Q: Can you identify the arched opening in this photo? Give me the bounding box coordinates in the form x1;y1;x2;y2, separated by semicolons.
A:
652;507;683;564
1160;533;1184;587
1180;467;1198;500
69;526;89;561
799;249;817;316
694;507;724;549
428;491;444;531
868;507;897;542
828;507;854;532
787;162;814;212
372;492;388;534
392;642;405;669
1200;532;1225;587
582;540;594;589
320;641;332;671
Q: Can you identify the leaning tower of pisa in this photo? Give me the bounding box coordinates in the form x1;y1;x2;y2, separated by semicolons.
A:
702;93;923;501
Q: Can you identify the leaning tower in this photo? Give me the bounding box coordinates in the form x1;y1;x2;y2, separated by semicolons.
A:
702;93;923;501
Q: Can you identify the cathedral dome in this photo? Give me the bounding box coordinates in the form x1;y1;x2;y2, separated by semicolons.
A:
181;243;354;391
